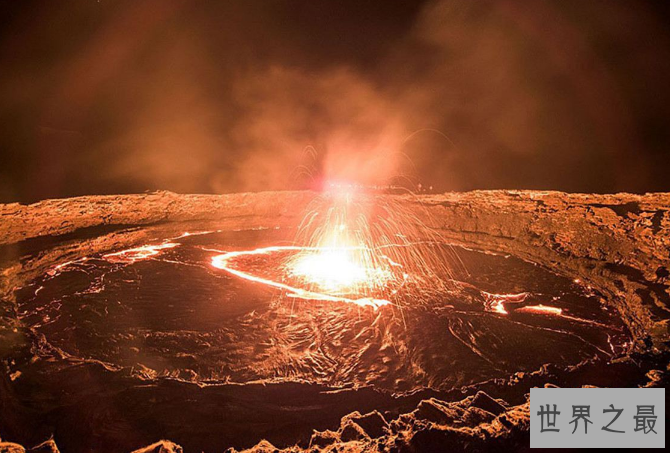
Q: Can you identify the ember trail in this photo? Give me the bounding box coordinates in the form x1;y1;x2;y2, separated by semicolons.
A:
212;188;455;308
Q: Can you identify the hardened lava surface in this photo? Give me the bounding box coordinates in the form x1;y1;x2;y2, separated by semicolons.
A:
14;228;627;391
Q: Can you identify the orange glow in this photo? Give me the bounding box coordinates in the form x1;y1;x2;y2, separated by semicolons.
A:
103;242;178;264
483;292;528;315
47;257;89;276
211;188;457;309
211;246;391;309
289;247;392;293
285;213;401;298
516;304;563;316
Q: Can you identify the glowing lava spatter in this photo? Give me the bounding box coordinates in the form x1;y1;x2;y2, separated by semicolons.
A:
211;188;458;308
288;246;394;293
211;246;392;308
103;242;179;264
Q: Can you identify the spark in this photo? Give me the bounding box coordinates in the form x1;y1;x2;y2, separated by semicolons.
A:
210;187;459;309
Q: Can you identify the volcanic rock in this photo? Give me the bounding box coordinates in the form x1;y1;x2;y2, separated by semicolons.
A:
414;398;460;425
468;391;507;415
339;421;369;443
345;411;389;439
461;407;496;427
309;430;338;448
26;440;59;453
130;440;183;453
0;441;25;453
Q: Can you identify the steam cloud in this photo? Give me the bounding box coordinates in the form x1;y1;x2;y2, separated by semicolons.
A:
1;0;669;201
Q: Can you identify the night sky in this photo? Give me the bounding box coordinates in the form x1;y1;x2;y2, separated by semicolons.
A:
1;0;670;203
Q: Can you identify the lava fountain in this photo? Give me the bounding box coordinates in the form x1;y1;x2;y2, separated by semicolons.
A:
211;186;457;308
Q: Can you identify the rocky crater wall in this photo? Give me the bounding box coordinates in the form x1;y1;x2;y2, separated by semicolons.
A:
2;190;668;349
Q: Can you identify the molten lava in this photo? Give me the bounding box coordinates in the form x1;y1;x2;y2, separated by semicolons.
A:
288;247;394;293
210;188;456;308
103;242;179;264
211;246;392;308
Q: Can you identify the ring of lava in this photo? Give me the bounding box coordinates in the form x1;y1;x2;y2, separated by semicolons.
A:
211;246;402;308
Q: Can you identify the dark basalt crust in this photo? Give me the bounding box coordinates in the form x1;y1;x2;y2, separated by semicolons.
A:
1;190;668;452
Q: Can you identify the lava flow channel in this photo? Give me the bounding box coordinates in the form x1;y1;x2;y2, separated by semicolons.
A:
211;245;397;309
